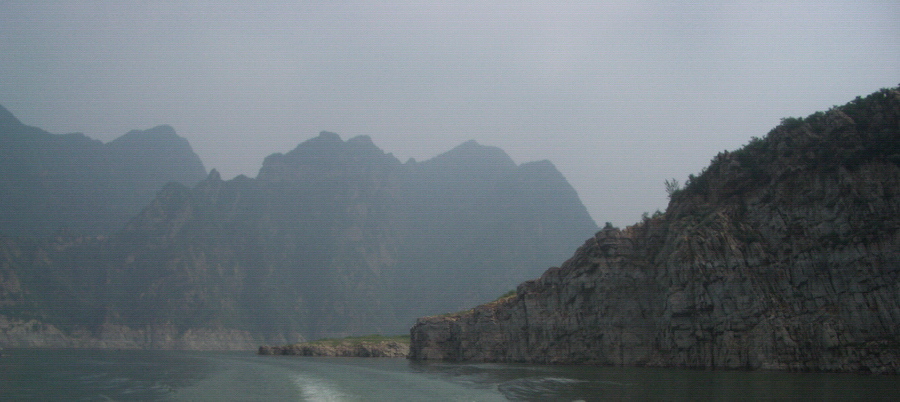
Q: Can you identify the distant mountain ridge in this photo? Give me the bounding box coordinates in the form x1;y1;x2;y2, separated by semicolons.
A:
0;129;597;347
0;105;207;236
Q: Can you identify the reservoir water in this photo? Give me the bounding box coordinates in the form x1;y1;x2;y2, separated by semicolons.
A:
0;349;896;400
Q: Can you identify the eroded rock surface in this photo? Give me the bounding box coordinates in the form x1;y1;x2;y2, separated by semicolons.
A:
410;87;900;374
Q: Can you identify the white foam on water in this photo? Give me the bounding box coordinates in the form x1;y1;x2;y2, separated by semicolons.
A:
292;373;351;401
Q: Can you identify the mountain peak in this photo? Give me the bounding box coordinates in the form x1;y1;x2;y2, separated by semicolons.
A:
116;125;179;142
347;135;374;146
424;140;517;171
0;104;23;126
145;124;177;136
280;131;343;158
258;132;400;181
207;168;222;182
519;159;556;171
316;130;342;143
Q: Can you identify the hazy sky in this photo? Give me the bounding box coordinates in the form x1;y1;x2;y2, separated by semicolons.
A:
2;1;898;226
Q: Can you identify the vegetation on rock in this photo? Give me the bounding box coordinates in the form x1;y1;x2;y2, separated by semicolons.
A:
410;86;900;374
259;335;410;357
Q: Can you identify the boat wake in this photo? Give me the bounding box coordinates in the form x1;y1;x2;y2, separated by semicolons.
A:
292;373;350;401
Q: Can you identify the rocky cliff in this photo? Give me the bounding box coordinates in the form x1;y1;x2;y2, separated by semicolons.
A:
0;106;207;236
409;87;900;374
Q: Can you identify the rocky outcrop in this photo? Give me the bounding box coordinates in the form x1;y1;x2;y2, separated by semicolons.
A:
259;337;409;358
409;87;900;374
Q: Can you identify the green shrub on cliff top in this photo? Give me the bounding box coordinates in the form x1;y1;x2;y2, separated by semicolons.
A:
302;334;410;347
669;85;899;202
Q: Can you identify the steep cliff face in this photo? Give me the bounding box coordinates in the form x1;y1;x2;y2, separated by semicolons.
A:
409;87;900;374
0;106;207;236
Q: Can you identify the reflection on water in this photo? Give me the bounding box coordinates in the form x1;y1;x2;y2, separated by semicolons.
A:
0;349;212;400
0;349;897;401
409;360;900;401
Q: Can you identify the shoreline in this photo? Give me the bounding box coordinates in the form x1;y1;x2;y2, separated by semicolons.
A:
259;335;410;358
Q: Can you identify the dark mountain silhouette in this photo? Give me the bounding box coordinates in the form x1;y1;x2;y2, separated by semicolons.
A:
0;105;207;236
410;86;900;374
0;130;597;347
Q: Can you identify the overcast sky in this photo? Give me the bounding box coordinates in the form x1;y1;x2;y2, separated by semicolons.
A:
2;1;898;226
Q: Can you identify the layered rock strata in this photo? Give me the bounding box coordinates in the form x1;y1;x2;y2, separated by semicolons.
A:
410;87;900;374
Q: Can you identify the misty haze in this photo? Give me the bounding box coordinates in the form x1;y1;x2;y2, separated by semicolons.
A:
1;1;899;400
